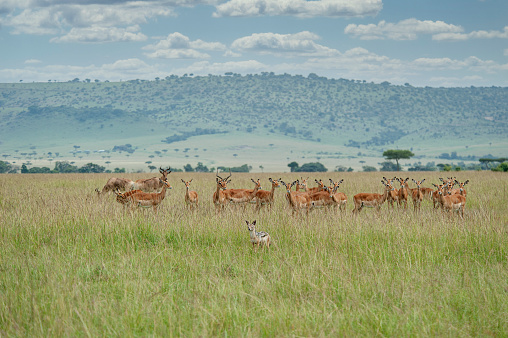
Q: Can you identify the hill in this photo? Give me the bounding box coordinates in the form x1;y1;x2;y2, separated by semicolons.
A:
0;74;506;172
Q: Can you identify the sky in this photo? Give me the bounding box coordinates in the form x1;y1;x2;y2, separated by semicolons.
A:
0;0;507;87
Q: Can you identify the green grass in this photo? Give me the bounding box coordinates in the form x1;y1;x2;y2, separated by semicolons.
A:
1;171;507;336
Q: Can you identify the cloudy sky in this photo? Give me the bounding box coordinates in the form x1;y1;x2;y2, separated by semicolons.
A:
1;0;507;87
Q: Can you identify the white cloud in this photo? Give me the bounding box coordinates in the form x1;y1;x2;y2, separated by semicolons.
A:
143;32;226;59
1;3;173;36
345;18;463;40
25;59;43;64
432;26;508;41
231;31;340;57
213;0;382;18
504;49;508;56
50;25;147;43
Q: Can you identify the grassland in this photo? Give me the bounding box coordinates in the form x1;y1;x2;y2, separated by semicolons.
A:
1;171;507;336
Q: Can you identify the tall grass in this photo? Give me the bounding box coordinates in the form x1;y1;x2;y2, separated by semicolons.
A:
1;171;507;336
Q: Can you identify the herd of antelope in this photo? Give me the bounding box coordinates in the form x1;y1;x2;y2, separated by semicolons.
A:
96;167;469;218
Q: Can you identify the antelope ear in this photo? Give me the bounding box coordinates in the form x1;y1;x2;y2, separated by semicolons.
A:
464;180;469;185
421;179;425;183
245;220;249;225
181;179;185;183
252;220;256;225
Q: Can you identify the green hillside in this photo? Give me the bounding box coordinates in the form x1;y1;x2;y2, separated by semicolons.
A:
0;74;506;172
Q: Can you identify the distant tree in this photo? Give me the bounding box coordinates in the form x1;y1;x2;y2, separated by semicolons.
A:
0;160;12;173
148;165;156;172
295;162;327;172
21;164;29;173
183;164;194;172
54;161;78;173
194;162;210;172
379;161;398;172
362;166;377;172
114;168;126;173
230;164;251;172
287;161;299;172
382;149;414;171
78;163;105;173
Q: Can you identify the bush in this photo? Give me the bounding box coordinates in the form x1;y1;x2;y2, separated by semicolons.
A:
295;162;327;172
492;162;508;172
362;166;377;172
0;161;12;173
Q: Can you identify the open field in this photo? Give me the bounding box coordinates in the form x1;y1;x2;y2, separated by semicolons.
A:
1;171;507;336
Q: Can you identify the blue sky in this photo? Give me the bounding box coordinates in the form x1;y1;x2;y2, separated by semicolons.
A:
0;0;507;87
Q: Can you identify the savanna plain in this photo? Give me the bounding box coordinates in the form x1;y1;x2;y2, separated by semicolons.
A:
0;171;507;336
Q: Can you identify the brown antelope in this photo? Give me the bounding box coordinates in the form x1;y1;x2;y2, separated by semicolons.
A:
246;220;271;251
450;180;469;197
225;178;262;204
280;180;311;215
432;183;445;209
396;177;409;209
299;178;325;194
96;177;135;196
131;167;172;192
410;179;425;212
352;180;393;214
181;179;198;209
383;177;399;208
433;183;466;218
114;178;172;213
213;169;232;212
420;187;434;200
253;178;280;211
328;179;347;211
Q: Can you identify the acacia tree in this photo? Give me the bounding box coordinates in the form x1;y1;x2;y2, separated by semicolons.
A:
382;150;414;171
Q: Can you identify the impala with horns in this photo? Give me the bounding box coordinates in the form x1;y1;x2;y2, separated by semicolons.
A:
352;180;394;214
280;180;311;215
131;167;171;192
213;169;232;212
299;178;325;194
383;177;399;208
114;178;172;213
450;180;469;197
433;183;466;218
328;179;347;211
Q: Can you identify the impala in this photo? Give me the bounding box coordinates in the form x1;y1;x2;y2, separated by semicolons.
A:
280;180;311;215
396;177;409;209
299;178;325;194
181;179;198;209
352;180;393;214
253;178;280;211
328;179;347;211
383;177;399;208
96;177;135;196
114;178;172;213
433;183;466;218
432;183;445;209
131;167;171;192
225;178;262;204
450;180;469;196
410;179;425;212
213;169;232;212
